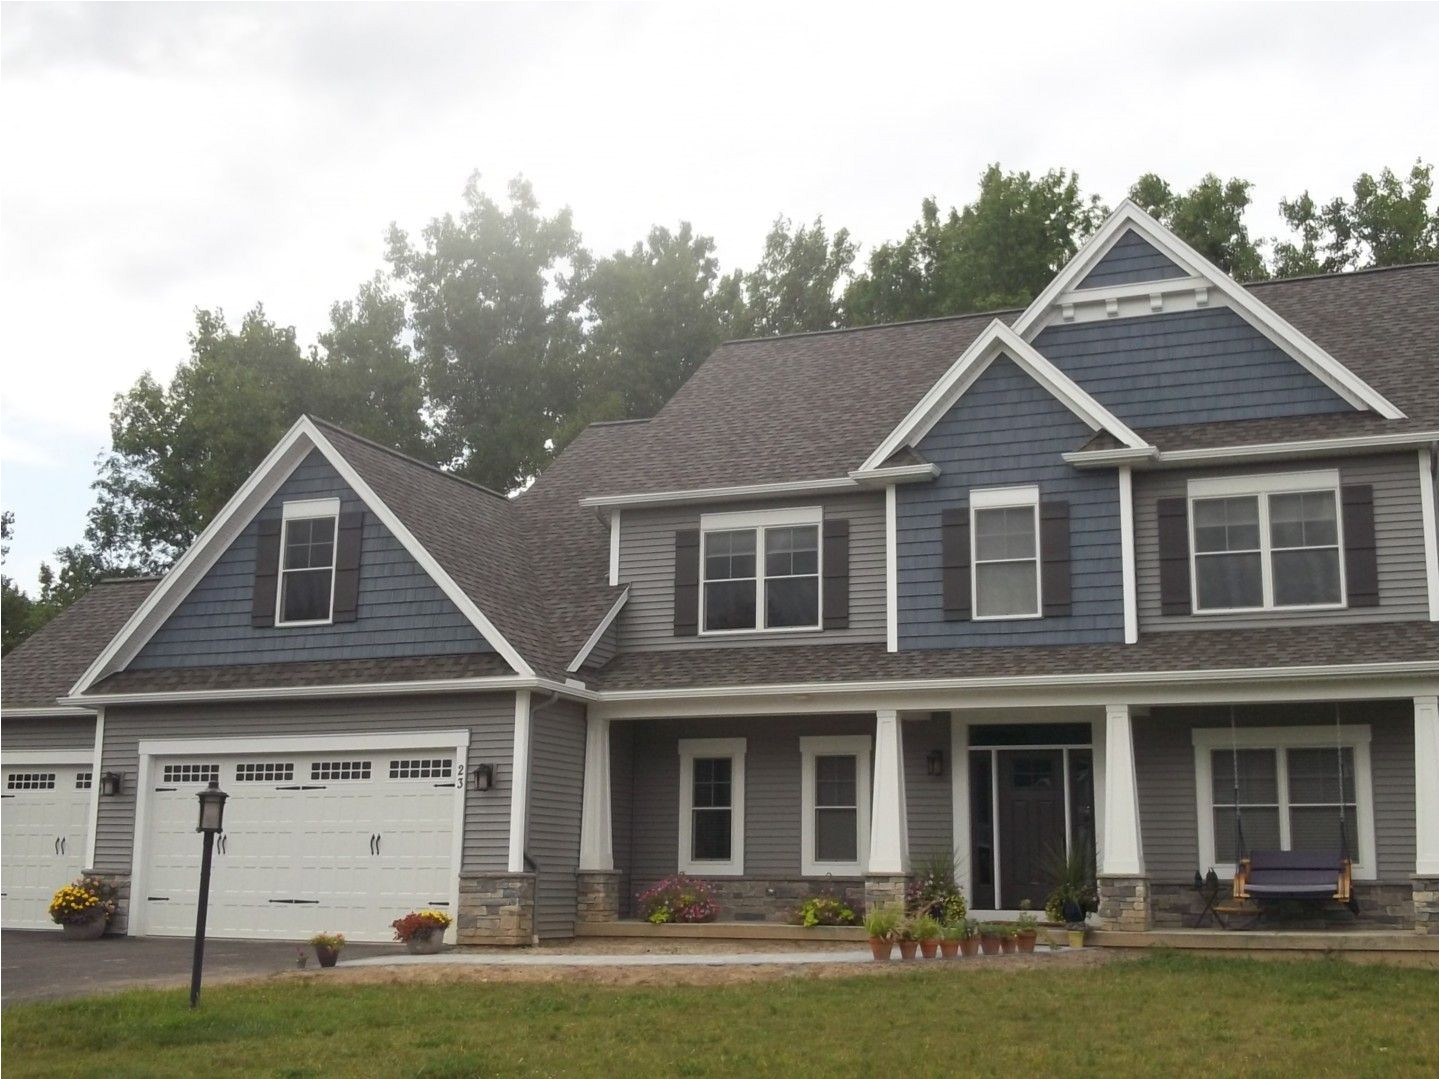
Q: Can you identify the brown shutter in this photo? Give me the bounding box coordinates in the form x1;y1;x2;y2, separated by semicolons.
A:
941;506;970;620
822;518;850;630
1039;500;1071;617
251;514;282;628
331;509;365;623
673;529;699;635
1341;484;1379;608
1157;497;1191;616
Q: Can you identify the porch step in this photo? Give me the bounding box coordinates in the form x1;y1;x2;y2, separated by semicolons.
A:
1092;927;1437;967
575;921;866;942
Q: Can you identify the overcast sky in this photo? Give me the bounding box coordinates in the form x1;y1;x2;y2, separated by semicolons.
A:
1;1;1436;590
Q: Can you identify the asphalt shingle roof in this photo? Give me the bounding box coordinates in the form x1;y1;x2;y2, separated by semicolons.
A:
92;652;514;695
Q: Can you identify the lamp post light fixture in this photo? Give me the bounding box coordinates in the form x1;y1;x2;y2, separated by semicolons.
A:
189;778;228;1009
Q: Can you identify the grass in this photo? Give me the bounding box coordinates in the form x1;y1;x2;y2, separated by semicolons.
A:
3;953;1435;1078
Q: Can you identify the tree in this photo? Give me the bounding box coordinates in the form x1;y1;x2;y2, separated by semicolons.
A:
1273;161;1438;277
1128;172;1267;281
1;511;35;654
737;216;856;336
0;515;103;653
387;175;586;491
845;165;1106;325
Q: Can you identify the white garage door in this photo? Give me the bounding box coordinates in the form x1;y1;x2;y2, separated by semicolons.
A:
139;744;461;942
2;762;93;930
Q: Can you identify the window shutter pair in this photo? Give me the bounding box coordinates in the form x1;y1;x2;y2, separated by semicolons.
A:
941;501;1071;620
250;509;365;627
1155;485;1378;614
671;518;852;635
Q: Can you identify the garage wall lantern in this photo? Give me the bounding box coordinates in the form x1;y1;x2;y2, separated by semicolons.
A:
925;749;945;777
99;771;123;797
473;763;495;792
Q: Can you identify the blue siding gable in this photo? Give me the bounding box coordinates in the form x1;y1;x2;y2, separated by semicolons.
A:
896;356;1124;648
1076;228;1189;288
129;450;492;670
1032;308;1352;429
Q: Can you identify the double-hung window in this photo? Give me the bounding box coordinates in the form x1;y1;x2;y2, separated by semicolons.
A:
277;498;339;625
971;486;1040;619
799;736;870;876
678;738;745;875
700;508;821;633
1188;471;1344;612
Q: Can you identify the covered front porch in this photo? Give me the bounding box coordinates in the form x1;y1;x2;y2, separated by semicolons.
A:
574;691;1439;935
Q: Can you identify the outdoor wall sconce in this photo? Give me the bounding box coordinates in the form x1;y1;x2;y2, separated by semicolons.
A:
926;749;944;777
99;771;123;797
473;763;494;792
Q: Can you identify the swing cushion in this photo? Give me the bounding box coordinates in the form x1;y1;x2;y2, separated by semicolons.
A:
1241;850;1345;898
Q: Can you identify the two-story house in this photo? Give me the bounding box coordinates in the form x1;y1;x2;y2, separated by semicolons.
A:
3;202;1436;942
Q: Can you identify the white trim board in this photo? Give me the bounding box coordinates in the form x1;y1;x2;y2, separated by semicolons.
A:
860;320;1151;473
1419;448;1438;623
1010;201;1404;420
0;749;95;766
567;588;630;674
798;734;871;877
68;417;534;697
1064;430;1439;469
677;737;746;876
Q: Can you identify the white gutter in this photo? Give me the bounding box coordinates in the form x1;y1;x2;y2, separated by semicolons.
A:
61;675;593;708
1064;430;1438;469
579;476;860;510
2;705;96;718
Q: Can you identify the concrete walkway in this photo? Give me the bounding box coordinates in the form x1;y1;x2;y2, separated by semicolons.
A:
345;948;878;968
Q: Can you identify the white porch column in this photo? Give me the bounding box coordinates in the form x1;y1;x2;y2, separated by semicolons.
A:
950;714;970;902
1416;696;1438;876
506;690;532;874
1100;704;1144;876
867;709;909;874
578;714;614;872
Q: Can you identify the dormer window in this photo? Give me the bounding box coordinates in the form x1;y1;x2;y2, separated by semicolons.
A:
698;507;822;634
277;498;339;625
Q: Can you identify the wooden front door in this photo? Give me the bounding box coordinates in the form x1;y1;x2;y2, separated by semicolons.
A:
996;749;1067;909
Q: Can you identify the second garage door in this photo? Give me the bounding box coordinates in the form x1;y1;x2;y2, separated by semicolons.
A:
138;743;462;942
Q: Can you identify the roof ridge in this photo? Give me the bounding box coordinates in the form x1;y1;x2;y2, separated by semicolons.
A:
719;305;1021;346
305;416;512;503
1247;261;1439;289
99;575;163;584
586;417;652;428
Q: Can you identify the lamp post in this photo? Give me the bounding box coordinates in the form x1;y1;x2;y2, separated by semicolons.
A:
190;778;228;1009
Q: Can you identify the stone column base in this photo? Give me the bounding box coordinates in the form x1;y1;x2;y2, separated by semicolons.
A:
1413;875;1438;935
457;872;535;945
864;874;908;913
576;870;621;924
1097;873;1152;931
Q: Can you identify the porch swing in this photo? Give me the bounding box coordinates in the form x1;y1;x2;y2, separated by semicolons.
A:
1228;705;1358;916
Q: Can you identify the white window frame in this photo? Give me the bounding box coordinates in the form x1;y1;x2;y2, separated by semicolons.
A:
275;497;341;627
678;737;746;875
698;506;823;635
799;735;870;877
1186;470;1346;614
1192;724;1375;880
970;485;1042;621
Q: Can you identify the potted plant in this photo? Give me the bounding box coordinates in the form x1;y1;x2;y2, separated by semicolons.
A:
1067;922;1087;949
864;905;901;961
1000;924;1019;954
1043;844;1099;927
939;921;965;959
392;909;451;954
959;919;980;957
907;853;968;925
795;891;860;928
635;874;718;924
48;876;117;941
912;914;941;959
1015;901;1039;953
978;922;1003;955
309;931;345;967
896;918;919;960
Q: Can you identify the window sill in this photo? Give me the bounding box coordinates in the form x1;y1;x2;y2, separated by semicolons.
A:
274;618;335;628
1190;602;1348;616
678;863;745;877
698;625;824;638
801;862;864;878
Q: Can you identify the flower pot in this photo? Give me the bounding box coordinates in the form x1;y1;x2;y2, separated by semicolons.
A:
1067;928;1086;949
60;914;107;941
405;928;446;955
314;945;340;968
1000;936;1017;954
960;937;979;957
939;940;961;959
868;937;894;962
897;939;918;960
979;934;1002;955
919;939;939;959
1016;931;1037;954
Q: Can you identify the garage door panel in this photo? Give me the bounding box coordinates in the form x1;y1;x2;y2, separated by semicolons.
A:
2;765;94;929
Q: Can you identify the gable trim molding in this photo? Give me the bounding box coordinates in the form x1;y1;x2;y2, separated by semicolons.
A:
566;587;630;674
860;320;1152;472
1063;430;1439;469
1012;201;1405;420
68;417;533;697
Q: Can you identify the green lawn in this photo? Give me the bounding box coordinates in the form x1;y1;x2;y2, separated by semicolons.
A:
3;953;1435;1078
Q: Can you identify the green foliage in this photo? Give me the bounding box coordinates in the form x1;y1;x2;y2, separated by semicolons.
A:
1129;172;1268;281
906;851;967;923
863;904;902;940
1;514;113;653
737;215;856;336
1043;842;1099;924
910;914;941;942
794;893;859;928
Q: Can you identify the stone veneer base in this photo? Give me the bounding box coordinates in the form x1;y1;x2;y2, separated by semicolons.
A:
576;870;622;924
628;877;867;923
1097;874;1152;931
863;875;908;914
1150;879;1424;931
1413;876;1438;935
457;872;535;945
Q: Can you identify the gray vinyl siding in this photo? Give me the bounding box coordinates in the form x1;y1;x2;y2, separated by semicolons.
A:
615;492;886;650
2;714;96;753
131;450;490;669
619;715;945;882
579;620;619;672
1077;229;1189;288
93;692;518;899
898;355;1125;647
526;698;585;938
1135;453;1429;630
1032;308;1352;428
1135;700;1415;883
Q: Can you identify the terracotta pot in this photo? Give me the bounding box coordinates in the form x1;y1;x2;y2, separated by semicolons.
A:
919;939;940;959
60;914;107;941
314;945;340;968
979;934;1002;955
939;940;961;959
405;928;446;955
1001;936;1018;954
898;939;918;960
868;937;894;961
1016;931;1037;954
960;937;980;957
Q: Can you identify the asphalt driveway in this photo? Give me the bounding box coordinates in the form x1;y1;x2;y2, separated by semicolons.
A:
1;929;400;1006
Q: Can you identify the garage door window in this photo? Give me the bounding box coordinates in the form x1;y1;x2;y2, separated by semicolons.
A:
235;763;295;782
6;773;56;790
389;759;453;780
163;763;219;785
75;772;93;789
311;760;372;781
